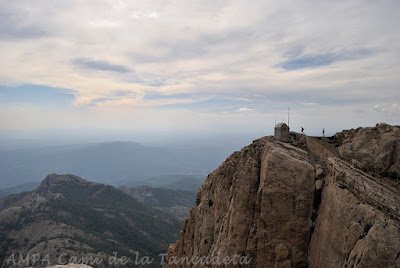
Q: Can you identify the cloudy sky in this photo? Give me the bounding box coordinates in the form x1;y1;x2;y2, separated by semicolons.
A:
0;0;399;140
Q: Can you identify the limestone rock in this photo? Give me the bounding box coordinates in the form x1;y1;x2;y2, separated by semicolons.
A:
337;123;400;177
308;158;400;267
315;168;324;178
275;243;290;261
315;179;324;191
164;125;400;268
164;138;315;267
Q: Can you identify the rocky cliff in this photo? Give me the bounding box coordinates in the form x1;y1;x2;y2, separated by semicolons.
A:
308;158;400;267
164;123;400;267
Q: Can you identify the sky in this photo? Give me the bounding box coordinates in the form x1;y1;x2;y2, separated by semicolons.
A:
0;0;399;143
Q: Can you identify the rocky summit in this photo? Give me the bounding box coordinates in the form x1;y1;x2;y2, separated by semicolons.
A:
164;123;400;268
0;174;181;268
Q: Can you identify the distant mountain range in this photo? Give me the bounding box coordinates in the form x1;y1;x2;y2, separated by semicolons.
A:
0;174;202;200
0;174;194;267
0;141;233;187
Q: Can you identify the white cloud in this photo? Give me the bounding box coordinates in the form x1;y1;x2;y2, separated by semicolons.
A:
301;103;320;106
373;103;400;116
0;0;399;132
89;20;120;28
131;11;159;19
238;107;255;112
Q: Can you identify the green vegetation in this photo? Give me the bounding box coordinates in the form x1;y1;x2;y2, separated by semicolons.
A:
149;187;196;207
42;181;180;257
0;177;182;267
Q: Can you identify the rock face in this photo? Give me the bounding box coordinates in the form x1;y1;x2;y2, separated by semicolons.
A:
164;124;400;268
165;137;315;267
336;123;400;177
308;158;400;267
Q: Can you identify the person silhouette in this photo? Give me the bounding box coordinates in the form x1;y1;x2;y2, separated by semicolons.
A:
323;128;325;137
301;127;304;134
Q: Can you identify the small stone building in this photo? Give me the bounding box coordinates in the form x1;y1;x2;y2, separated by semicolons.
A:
274;123;290;142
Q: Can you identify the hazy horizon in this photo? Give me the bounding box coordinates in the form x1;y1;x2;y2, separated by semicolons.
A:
1;1;399;140
0;120;395;149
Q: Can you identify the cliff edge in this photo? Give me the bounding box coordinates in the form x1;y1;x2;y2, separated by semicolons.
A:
164;123;400;268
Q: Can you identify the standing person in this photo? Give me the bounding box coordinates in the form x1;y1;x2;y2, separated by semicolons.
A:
301;127;304;135
323;128;325;137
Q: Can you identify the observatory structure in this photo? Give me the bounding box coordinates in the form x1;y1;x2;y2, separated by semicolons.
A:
274;123;290;142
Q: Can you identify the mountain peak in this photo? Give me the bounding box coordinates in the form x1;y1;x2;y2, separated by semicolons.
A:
37;173;90;196
0;174;181;266
41;173;88;185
